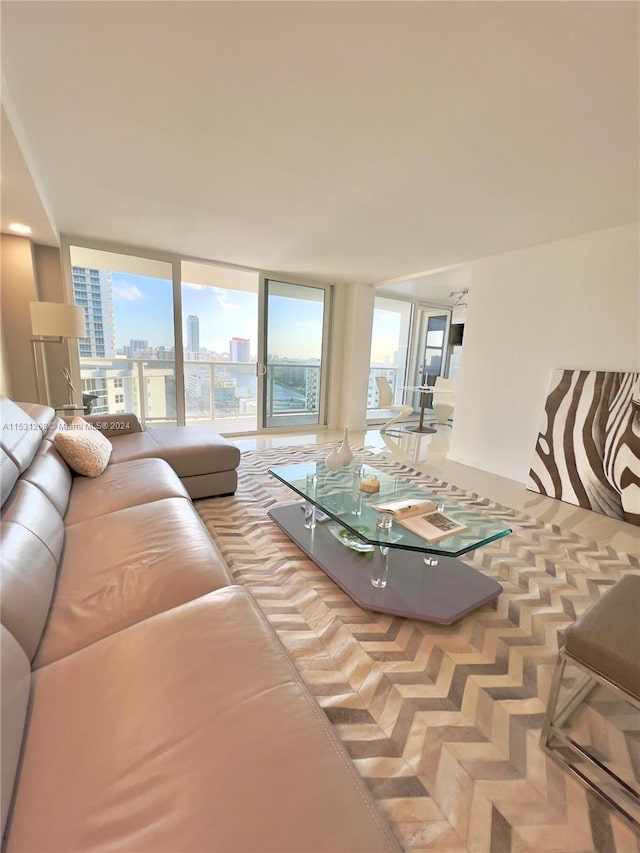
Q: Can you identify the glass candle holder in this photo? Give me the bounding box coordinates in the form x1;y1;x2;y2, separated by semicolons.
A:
371;515;393;588
351;465;364;516
304;473;318;529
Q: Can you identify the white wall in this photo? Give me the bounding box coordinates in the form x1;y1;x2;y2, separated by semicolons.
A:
0;234;40;402
32;243;72;406
0;237;77;406
449;223;639;483
0;326;11;397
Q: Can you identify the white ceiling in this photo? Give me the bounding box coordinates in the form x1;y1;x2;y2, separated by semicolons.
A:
0;105;58;245
377;265;471;306
1;1;638;286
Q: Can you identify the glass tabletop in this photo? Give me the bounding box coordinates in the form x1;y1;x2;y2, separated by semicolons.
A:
268;461;512;557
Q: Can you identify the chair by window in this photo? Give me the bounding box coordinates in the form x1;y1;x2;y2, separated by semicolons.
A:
432;377;455;425
375;377;413;433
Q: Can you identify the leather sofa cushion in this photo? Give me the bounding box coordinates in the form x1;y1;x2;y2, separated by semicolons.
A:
109;427;241;477
82;412;143;437
181;469;238;499
0;627;31;838
5;588;399;853
106;431;167;465
146;427;241;477
64;458;189;525
19;440;72;518
34;497;233;667
0;398;53;475
14;402;56;432
41;416;66;442
1;449;20;507
0;481;64;661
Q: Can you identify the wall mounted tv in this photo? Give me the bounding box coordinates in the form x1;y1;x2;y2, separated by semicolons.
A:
450;324;464;346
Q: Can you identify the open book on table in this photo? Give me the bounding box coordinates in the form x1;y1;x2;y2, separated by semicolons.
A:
373;498;468;542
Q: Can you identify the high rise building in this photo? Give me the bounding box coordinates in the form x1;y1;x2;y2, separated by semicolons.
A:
156;346;175;361
126;339;149;358
72;266;115;358
304;361;321;412
230;337;250;362
187;315;200;357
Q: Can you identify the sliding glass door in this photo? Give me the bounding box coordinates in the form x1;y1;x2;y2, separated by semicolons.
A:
179;272;331;432
262;280;330;428
407;307;450;413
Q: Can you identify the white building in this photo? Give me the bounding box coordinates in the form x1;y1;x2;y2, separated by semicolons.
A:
230;337;250;362
80;361;175;421
187;315;200;358
72;267;115;359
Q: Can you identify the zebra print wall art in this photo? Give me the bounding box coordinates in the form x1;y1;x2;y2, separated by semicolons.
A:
528;369;639;525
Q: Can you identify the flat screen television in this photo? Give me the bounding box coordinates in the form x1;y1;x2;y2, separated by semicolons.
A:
450;324;464;346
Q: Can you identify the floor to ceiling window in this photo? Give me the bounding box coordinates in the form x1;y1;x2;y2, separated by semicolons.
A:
66;242;332;433
262;280;329;428
69;246;178;425
181;261;259;433
367;296;413;422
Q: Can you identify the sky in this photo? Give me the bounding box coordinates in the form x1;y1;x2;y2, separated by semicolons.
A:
111;273;174;347
110;272;325;359
370;307;403;364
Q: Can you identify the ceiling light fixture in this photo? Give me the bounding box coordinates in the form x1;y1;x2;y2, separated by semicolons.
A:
8;222;32;235
449;287;469;308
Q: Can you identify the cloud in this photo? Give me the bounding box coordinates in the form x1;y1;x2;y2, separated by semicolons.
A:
113;283;147;302
214;290;239;311
182;284;237;310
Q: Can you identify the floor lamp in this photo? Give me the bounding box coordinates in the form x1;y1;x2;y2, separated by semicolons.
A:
30;302;86;407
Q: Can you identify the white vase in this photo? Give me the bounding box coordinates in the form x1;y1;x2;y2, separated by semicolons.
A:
325;444;343;471
338;428;353;467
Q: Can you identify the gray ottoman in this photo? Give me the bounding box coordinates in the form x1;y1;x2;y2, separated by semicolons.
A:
84;414;241;499
137;426;241;499
541;574;640;829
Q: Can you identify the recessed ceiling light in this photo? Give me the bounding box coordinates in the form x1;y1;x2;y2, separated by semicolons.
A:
8;222;32;235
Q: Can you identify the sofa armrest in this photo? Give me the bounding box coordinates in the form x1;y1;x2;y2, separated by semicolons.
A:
81;413;144;438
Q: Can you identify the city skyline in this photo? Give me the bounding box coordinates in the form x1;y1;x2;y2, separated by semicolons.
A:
100;271;324;360
75;266;409;369
72;264;411;425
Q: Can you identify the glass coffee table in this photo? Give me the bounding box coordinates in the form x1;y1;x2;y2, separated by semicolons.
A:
268;461;512;624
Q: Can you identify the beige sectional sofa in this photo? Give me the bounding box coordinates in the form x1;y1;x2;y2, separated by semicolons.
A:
35;405;242;499
0;398;399;852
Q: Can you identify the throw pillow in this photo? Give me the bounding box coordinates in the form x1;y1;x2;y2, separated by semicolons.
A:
54;418;112;477
69;416;89;428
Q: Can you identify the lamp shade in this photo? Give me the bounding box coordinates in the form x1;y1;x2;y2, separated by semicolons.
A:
30;302;86;338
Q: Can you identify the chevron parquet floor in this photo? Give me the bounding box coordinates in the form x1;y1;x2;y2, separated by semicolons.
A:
196;446;640;853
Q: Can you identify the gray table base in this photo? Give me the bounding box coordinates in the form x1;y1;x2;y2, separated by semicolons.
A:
404;423;437;434
269;505;502;625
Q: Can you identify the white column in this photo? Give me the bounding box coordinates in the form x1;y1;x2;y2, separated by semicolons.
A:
328;282;375;431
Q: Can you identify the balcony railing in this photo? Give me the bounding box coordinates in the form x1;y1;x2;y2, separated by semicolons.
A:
79;357;177;425
79;357;321;427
